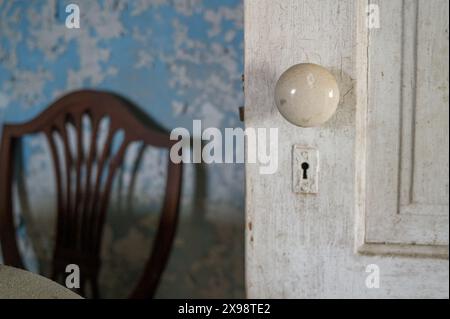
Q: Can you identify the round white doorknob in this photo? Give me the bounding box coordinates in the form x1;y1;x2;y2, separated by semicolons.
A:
274;63;340;127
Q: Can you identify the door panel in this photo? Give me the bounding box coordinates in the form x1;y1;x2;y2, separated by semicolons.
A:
357;0;449;257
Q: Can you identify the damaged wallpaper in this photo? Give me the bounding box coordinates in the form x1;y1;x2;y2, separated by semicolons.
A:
0;0;244;298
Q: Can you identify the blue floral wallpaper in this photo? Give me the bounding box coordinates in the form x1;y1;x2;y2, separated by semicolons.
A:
0;0;244;298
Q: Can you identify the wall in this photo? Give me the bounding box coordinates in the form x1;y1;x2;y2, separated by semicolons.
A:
0;0;244;298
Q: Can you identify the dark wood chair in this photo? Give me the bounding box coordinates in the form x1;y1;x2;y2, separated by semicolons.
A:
0;90;183;298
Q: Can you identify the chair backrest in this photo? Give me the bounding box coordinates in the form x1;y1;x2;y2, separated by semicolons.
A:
0;90;183;298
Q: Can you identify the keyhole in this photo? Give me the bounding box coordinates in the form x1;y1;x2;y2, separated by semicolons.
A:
301;162;309;179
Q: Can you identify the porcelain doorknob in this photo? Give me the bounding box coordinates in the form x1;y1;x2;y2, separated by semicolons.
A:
274;63;340;127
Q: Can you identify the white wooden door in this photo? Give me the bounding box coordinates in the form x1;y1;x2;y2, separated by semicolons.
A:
245;0;449;298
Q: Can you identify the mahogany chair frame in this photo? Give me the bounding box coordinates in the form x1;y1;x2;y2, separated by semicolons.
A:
0;90;183;298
